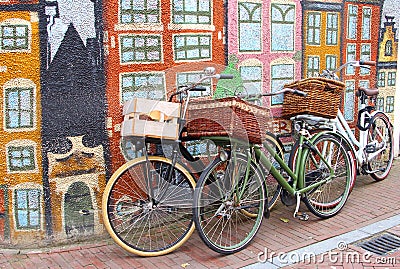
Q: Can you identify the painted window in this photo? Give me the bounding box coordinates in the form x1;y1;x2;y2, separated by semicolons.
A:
307;56;319;77
121;72;165;102
15;189;40;230
385;96;394;113
326;13;338;45
346;44;356;75
271;3;295;51
0;24;29;51
120;0;160;24
347;5;358;39
240;65;262;104
376;97;384;112
7;145;36;172
174;34;211;61
120;34;162;63
361;7;371;40
344;81;355;121
385;40;393;56
326;55;337;71
360;44;371;75
238;2;261;52
271;64;294;105
359;80;370;89
185;140;217;157
172;0;211;24
176;72;211;99
377;72;385;87
5;87;34;129
388;72;396;86
307;12;321;45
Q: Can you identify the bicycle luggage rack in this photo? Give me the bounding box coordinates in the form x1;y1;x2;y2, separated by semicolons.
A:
121;98;181;140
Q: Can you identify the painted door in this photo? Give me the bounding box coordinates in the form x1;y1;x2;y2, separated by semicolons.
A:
64;182;94;236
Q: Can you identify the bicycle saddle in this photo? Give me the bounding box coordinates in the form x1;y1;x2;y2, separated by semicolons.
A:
357;87;379;97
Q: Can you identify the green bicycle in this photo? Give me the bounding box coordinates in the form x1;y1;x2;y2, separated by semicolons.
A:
192;89;355;254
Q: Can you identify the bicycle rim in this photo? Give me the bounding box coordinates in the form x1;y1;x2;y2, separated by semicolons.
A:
367;113;393;181
102;156;196;256
302;133;352;218
193;154;265;254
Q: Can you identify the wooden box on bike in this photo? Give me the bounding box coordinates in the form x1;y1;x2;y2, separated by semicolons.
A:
121;98;181;140
282;77;345;119
185;97;271;144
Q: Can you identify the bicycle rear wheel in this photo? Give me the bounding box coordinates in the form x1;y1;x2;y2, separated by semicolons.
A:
301;133;352;218
193;153;265;254
367;112;393;181
102;156;195;256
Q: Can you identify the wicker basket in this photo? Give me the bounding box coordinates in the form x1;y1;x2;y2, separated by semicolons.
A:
186;97;271;144
282;77;345;119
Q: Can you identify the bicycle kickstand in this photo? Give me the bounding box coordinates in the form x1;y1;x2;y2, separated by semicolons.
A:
293;192;309;221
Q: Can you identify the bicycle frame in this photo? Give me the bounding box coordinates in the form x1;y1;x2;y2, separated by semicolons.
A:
301;106;388;170
207;131;337;199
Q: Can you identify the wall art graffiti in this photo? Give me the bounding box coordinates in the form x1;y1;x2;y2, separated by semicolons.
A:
0;0;398;245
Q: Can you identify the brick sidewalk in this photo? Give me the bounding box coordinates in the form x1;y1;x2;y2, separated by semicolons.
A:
1;160;399;269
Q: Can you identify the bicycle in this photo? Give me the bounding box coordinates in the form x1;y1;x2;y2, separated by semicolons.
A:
192;88;355;254
102;67;233;256
289;60;393;182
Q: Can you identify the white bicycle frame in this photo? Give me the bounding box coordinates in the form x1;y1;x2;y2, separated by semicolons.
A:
296;104;388;171
334;108;387;169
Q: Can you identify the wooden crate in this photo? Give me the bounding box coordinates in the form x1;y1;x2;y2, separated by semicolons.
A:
121;98;181;140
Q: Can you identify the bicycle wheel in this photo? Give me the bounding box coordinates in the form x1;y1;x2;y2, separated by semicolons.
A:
301;133;352;218
102;156;196;256
289;130;357;191
261;134;285;210
366;112;393;181
193;153;265;254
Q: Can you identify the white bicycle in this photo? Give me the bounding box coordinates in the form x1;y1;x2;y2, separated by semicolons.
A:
289;60;393;182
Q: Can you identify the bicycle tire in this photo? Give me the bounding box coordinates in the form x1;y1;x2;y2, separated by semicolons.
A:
301;132;353;218
102;156;196;256
288;130;357;191
193;153;265;254
367;112;393;181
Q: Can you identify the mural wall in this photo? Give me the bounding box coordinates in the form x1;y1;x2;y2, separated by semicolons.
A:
0;0;398;245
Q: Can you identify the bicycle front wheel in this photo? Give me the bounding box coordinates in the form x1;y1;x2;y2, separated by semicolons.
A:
301;133;352;218
102;156;196;256
367;112;393;181
193;153;265;254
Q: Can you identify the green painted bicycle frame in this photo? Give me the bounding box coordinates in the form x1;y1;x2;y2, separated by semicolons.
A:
203;131;337;200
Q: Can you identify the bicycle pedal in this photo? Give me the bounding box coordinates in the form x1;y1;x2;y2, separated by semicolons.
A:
295;212;309;221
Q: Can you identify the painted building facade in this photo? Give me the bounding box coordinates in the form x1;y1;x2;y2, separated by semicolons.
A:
342;0;381;128
0;1;42;244
39;0;107;240
377;15;398;123
0;0;398;246
302;0;342;78
225;0;303;138
103;0;227;170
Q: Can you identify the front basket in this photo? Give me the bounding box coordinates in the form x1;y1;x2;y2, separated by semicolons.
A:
186;97;271;144
282;77;345;119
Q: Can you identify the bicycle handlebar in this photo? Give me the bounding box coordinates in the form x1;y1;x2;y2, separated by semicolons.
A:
237;88;307;100
321;60;376;79
359;60;376;66
169;70;234;101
